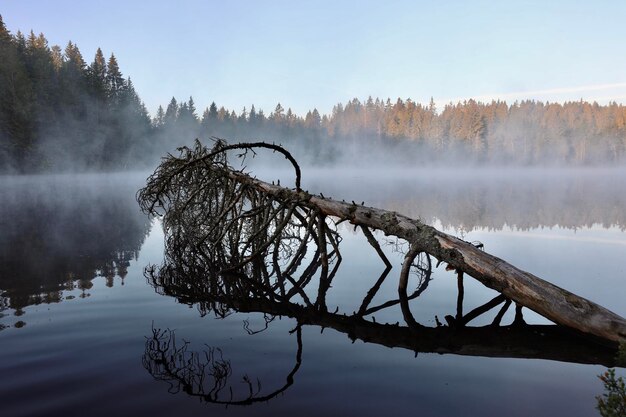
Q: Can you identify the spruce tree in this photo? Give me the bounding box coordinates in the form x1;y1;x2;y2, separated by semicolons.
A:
164;97;178;127
249;104;257;126
64;41;86;72
0;15;11;43
88;48;107;98
154;105;165;128
208;102;218;119
106;53;124;101
187;96;197;121
50;45;63;71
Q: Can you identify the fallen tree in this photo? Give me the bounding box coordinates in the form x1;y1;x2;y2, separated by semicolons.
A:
138;139;626;344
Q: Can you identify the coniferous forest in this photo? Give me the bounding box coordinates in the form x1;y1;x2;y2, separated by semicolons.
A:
3;15;626;172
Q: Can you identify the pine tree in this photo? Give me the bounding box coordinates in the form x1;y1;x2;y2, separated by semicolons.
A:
64;41;86;72
154;105;165;128
88;48;107;98
14;30;26;54
249;104;257;122
286;107;295;128
239;106;248;124
304;108;321;129
25;31;55;93
164;97;178;126
200;107;212;133
187;96;197;121
106;53;124;100
311;108;321;126
50;45;63;71
208;101;218;119
0;15;11;43
271;103;284;121
122;77;141;106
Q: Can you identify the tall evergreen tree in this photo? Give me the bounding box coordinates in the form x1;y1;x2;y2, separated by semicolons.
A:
0;15;11;43
238;106;248;124
271;103;284;121
14;30;26;54
164;97;178;127
249;104;257;126
154;105;165;128
64;41;86;72
187;96;197;121
105;53;124;101
87;48;107;98
208;101;218;119
50;45;63;71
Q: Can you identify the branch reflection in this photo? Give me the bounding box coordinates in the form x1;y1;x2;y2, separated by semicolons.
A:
142;172;622;404
143;325;302;405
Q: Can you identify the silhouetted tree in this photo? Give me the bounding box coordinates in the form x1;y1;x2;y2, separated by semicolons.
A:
105;53;124;103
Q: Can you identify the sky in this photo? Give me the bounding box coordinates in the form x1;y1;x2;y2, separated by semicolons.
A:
3;0;626;117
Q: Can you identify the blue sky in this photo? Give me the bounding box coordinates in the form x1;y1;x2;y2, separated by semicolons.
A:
3;0;626;117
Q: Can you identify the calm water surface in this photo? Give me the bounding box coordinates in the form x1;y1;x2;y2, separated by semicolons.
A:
0;169;624;416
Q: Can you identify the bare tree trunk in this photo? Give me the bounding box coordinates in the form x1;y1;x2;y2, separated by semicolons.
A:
137;140;626;344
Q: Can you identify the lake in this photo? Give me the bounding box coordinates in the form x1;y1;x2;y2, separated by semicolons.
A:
0;168;624;416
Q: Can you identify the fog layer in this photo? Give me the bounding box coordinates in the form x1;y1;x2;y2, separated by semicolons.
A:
0;173;151;312
3;17;626;173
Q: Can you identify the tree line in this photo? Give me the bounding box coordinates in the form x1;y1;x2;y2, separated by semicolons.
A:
154;96;626;167
3;15;626;172
0;15;151;171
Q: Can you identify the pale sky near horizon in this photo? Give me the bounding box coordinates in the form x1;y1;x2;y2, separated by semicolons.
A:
3;0;626;117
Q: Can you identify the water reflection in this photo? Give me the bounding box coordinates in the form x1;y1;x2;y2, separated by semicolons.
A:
0;174;151;326
301;168;626;231
141;170;622;405
144;243;619;405
143;326;303;405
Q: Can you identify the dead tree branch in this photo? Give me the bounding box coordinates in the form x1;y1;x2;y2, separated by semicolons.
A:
138;140;626;343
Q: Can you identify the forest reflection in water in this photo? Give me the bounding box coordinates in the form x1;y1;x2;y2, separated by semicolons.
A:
139;165;625;406
1;168;625;319
0;169;624;416
296;167;626;231
0;173;151;327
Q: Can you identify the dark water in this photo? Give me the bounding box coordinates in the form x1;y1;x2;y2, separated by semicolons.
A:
0;169;624;416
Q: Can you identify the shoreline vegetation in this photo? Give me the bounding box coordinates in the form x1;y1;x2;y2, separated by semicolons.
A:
3;15;626;173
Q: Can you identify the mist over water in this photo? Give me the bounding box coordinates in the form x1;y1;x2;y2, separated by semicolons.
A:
3;11;626;417
0;168;623;417
0;173;151;314
4;14;626;174
247;164;626;231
